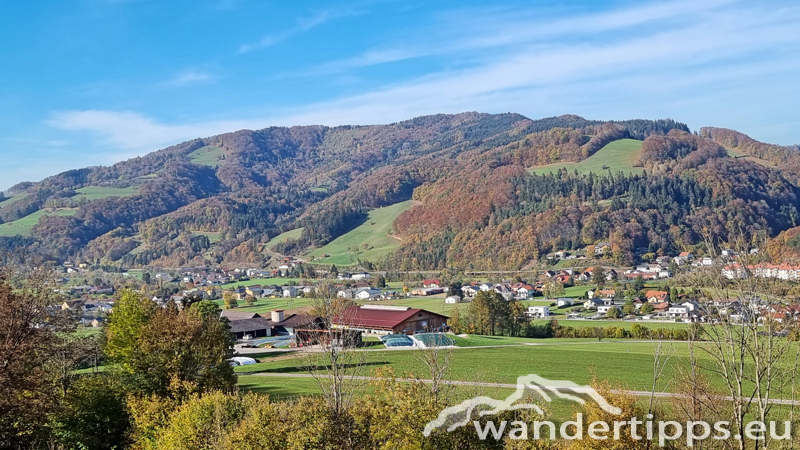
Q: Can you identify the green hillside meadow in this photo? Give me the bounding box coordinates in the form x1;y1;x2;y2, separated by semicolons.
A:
0;208;77;236
74;186;139;201
189;145;227;167
307;200;416;265
528;138;644;175
0;191;29;208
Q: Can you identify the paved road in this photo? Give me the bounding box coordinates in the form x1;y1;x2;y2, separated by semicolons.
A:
244;372;800;406
235;339;684;355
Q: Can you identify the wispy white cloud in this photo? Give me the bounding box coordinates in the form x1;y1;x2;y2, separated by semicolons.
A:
47;110;261;153
161;70;215;87
47;0;800;164
299;0;742;75
238;8;363;53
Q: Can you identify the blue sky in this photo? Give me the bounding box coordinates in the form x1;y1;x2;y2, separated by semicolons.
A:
2;0;800;189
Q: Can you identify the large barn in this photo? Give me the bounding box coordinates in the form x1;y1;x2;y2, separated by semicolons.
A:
332;305;448;335
222;309;322;340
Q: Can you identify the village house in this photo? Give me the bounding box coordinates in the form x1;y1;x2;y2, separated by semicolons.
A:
674;252;694;265
355;288;382;301
589;289;615;300
461;286;480;297
527;306;549;318
594;242;611;255
445;295;462;304
650;302;671;313
410;287;444;296
337;288;357;299
644;290;669;303
667;305;690;319
597;305;614;315
514;285;536;299
583;298;603;309
245;287;263;298
61;300;84;311
422;279;441;288
556;298;574;307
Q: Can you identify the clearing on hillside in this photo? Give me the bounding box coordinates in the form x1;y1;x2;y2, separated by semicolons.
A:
264;228;305;250
528;139;644;176
0;208;77;236
73;186;139;201
725;148;777;168
307;200;417;265
189;146;227;167
0;192;30;208
190;230;222;243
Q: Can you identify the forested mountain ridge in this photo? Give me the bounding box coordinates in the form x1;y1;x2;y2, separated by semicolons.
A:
1;112;797;270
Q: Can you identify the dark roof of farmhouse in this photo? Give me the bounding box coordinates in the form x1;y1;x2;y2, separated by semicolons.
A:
333;305;448;329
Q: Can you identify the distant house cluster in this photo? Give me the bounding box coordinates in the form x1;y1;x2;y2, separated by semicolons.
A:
458;281;537;301
722;263;800;281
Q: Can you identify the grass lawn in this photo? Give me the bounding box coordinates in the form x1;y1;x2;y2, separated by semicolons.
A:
189;146;227;167
562;285;590;298
237;339;800;397
0;208;77;236
73;186;139;201
264;228;304;250
533;318;689;330
234;341;687;392
528;139;644;176
306;200;416;265
0;191;29;208
237;375;328;398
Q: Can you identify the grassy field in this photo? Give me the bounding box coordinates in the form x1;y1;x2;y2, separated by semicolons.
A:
189;146;227;167
237;339;800;397
236;373;687;422
562;285;590;298
234;341;689;392
73;186;139;201
531;318;688;329
0;191;29;208
0;208;77;236
264;228;304;250
307;200;416;265
528;139;644;176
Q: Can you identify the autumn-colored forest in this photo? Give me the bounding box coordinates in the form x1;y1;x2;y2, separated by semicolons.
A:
2;112;799;269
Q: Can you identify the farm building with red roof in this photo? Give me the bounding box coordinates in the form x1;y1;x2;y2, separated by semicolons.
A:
333;305;448;335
